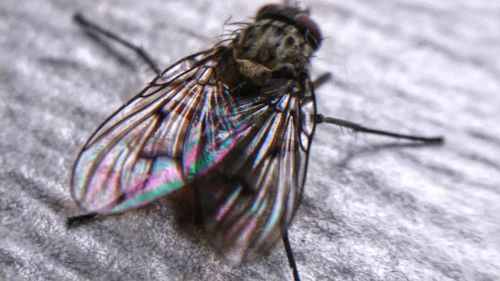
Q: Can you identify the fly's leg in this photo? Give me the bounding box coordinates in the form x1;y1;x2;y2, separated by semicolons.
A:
68;13;155;229
315;114;444;143
312;73;443;143
282;231;301;281
66;212;100;228
74;13;160;75
313;72;332;89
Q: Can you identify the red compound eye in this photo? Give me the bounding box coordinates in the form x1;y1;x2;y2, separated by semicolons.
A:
256;4;283;18
296;14;322;49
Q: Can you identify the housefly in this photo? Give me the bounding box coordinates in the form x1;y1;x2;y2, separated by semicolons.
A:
68;2;443;280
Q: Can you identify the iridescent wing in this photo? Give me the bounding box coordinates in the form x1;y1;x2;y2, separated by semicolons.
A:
71;44;317;264
198;79;317;264
71;47;252;213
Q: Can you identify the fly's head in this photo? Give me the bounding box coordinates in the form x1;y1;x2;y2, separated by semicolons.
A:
232;4;322;85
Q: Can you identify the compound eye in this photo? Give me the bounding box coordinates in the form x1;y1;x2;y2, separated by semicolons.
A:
296;14;322;49
256;4;282;18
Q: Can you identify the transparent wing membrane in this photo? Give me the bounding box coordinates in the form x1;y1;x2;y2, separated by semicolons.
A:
71;46;316;264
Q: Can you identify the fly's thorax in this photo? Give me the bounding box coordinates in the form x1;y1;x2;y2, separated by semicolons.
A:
232;19;314;85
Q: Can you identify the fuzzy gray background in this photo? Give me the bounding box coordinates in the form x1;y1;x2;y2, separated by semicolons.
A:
1;0;499;280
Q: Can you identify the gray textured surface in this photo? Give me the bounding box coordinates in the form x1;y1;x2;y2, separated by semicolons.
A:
1;0;499;280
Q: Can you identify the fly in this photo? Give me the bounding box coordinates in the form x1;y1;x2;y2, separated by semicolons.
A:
67;2;444;281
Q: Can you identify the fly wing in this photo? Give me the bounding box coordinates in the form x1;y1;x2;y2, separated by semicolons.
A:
71;44;317;263
71;47;252;214
199;79;317;264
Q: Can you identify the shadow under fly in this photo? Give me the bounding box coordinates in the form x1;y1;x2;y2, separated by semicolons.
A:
67;1;444;280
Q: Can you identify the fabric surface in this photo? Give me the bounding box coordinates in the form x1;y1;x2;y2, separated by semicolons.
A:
1;0;499;280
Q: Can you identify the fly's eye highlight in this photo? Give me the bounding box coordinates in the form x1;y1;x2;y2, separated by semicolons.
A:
296;14;322;50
